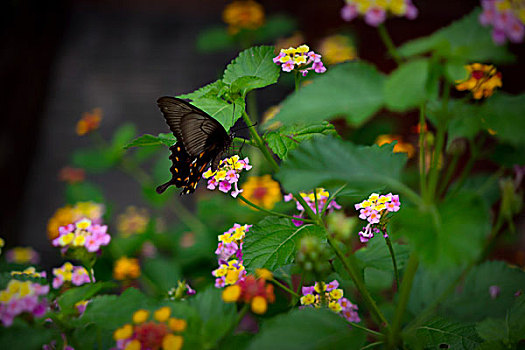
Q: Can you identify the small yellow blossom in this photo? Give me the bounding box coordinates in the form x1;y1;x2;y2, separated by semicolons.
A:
162;334;184;350
241;175;282;210
132;309;149;324
113;324;133;340
124;339;141;350
154;307;171;322
255;268;273;280
330;289;344;300
319;35;356;65
222;285;241;302
300;294;315;305
251;296;268;314
168;318;187;332
329;301;343;313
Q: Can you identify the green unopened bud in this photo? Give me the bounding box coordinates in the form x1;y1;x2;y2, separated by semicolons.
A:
296;236;330;279
327;212;356;240
500;178;523;220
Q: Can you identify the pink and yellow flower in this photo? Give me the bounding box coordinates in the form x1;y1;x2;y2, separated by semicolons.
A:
341;0;418;26
203;155;252;198
273;45;327;76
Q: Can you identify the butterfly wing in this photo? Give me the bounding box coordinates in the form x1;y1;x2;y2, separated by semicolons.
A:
156;97;231;195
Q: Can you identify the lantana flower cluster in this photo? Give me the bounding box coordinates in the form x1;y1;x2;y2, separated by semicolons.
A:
52;262;92;289
355;193;400;243
0;278;49;327
212;224;251;288
113;257;141;281
455;63;502;100
241;175;282;210
222;0;265;34
285;188;341;226
47;201;105;241
76;107;102;136
117;206;150;237
341;0;418;26
203;155;252;198
300;280;360;323
5;247;40;264
113;307;186;350
273;45;327;76
52;218;111;255
480;0;525;45
222;274;275;314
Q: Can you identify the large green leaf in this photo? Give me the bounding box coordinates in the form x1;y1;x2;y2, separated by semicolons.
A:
190;96;245;131
223;45;280;95
142;256;181;293
407;317;483;350
243;217;326;272
124;133;175;149
0;320;55;350
177;80;229;100
391;191;490;270
384;59;430;112
476;295;525;345
276;136;407;199
272;62;385;127
398;9;514;63
442;261;525;322
355;237;410;272
482;93;525;147
265;122;338;160
247;308;365;350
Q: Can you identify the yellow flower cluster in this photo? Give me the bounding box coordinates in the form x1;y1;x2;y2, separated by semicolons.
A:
455;63;502;100
117;207;150;237
47;202;105;240
0;279;44;303
6;247;38;264
213;259;245;286
10;267;45;279
319;35;357;65
351;0;412;16
222;0;265;34
113;257;141;280
113;307;186;350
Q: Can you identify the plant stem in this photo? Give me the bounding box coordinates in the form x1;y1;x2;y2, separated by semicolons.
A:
326;235;389;328
241;111;279;172
348;321;384;338
361;341;385;350
387;253;419;348
418;104;427;199
377;24;401;64
246;91;259;122
447;137;480;198
384;236;400;289
217;304;249;349
295;192;321;225
294;71;301;91
436;151;460;198
271;278;299;298
237;194;315;223
321;184;347;216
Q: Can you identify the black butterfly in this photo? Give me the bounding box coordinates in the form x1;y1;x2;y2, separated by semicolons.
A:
156;96;233;195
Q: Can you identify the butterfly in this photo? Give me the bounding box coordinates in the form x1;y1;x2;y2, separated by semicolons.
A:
155;96;233;195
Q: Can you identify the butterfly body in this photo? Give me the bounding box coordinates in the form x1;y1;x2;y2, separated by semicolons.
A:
156;97;232;195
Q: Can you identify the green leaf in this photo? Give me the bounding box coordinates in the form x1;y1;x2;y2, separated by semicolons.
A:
398;9;514;63
272;62;385;127
364;267;393;290
189;287;237;349
276;136;407;198
196;26;235;53
243;217;326;272
57;282;113;312
384;59;430;112
111;123;136;151
71;147;118;172
443;261;525;322
247;308;365;350
177;80;228;100
65;181;105;204
409;317;483;350
265;122;338;160
253;15;297;42
482;93;525;147
0;321;55;350
355;237;410;272
124;133;175;149
190;96;245;131
476;295;525;343
142;256;181;292
223;45;280;94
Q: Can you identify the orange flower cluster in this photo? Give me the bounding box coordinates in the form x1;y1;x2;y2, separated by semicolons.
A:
113;257;141;280
222;272;274;314
241;175;282;210
76;108;102;136
222;0;265;34
455;63;502;100
375;134;415;158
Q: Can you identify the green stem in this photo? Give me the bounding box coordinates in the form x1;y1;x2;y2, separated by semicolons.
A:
241;111;279;172
447;137;480;198
348;322;384;338
361;341;385;350
294;71;301;91
237;194;315;223
418;104;427;199
246;91;259;122
384;236;400;289
271;278;299;298
377;24;401;64
436;151;460;198
295;192;321;225
321;184;347;216
326;235;389;328
387;253;419;348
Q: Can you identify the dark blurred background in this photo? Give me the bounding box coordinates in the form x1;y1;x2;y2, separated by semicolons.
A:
1;0;523;264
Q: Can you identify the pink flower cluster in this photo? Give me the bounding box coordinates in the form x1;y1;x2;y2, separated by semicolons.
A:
203;155;252;198
284;188;341;226
341;0;418;27
355;193;400;243
52;218;111;255
0;278;49;327
480;0;525;44
52;262;93;289
300;280;360;323
273;45;327;76
212;224;251;288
